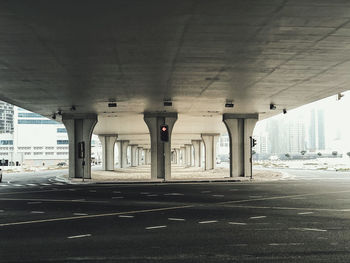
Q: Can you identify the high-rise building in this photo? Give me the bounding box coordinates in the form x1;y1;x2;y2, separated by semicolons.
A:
0;102;14;133
287;119;306;154
308;108;325;151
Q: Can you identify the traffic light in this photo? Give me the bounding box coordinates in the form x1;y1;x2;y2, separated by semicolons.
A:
160;125;169;142
250;137;257;148
252;138;257;147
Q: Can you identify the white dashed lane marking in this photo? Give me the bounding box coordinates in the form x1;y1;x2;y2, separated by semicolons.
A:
0;210;4;212
146;225;167;230
249;216;266;219
67;234;91;239
26;184;37;186
212;195;224;197
31;211;45;214
164;193;184;196
40;183;50;186
201;191;211;193
27;202;42;204
0;185;9;187
147;194;158;197
73;213;88;216
113;191;121;194
168;218;185;221
13;184;23;187
118;215;134;218
269;243;304;246
298;212;314;215
228;222;247;225
199;220;218;224
112;197;124;199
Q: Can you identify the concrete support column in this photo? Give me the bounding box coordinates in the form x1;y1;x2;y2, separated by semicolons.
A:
192;140;201;167
137;147;143;166
116;141;122;168
98;134;117;171
175;148;181;165
180;146;186;166
223;113;258;178
130;145;138;167
119;140;129;168
201;134;219;170
144;149;151;165
62;113;97;179
185;144;192;167
144;112;177;180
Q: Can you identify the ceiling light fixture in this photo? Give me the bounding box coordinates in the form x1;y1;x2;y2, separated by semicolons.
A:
270;103;276;110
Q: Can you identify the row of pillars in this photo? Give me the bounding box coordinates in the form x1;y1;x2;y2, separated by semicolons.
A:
62;112;258;180
99;136;153;170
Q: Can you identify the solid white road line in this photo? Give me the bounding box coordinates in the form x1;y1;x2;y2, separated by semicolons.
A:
67;234;91;239
168;218;185;221
146;225;167;230
112;196;124;199
289;227;327;232
118;215;134;218
298;212;314;215
199;220;218;224
228;222;247;225
249;216;266;219
0;185;9;187
13;184;23;187
0;205;194;227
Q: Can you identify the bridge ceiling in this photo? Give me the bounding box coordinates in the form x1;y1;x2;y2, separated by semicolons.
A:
0;0;349;134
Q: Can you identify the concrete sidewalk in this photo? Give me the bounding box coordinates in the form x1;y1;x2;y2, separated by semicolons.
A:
64;165;284;184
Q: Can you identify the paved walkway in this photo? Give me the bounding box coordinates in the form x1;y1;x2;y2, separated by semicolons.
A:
68;165;284;183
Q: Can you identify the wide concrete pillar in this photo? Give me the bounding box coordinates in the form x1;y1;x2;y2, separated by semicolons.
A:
144;112;177;180
62;113;97;179
180;146;186;166
175;149;181;165
185;144;192;167
99;134;117;171
223;113;258;178
192;140;201;167
201;134;219;170
130;145;138;167
137;147;143;165
119;140;129;168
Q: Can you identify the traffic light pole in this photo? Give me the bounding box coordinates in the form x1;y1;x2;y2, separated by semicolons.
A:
250;136;253;180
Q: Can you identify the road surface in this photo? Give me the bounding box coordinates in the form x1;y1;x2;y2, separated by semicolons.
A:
1;169;350;262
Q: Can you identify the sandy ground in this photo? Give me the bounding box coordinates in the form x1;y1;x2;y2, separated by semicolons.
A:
73;165;285;183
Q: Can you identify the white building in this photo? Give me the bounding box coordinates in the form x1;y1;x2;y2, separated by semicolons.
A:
0;106;101;167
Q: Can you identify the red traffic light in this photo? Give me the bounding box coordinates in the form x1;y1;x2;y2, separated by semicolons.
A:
160;125;169;142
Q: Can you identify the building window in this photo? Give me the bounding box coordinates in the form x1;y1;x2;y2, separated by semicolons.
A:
57;140;69;145
34;152;43;155
18;119;58;125
45;152;54;155
45;147;54;150
24;152;31;155
18;147;31;150
57;146;68;150
34;147;43;150
18;113;43;118
0;140;13;145
57;152;68;155
57;128;67;133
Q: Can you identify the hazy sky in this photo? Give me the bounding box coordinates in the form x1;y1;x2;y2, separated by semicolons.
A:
254;90;350;152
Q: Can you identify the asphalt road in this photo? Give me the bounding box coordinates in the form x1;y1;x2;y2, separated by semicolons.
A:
1;169;350;262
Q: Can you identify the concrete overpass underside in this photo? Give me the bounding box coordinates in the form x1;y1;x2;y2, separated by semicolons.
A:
0;0;349;179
